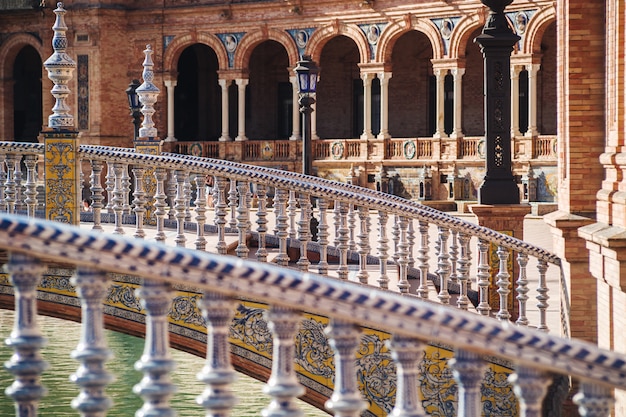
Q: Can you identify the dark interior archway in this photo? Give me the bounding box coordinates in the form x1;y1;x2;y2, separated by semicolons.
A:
13;46;42;143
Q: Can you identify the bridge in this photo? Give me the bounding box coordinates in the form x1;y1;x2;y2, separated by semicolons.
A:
0;140;621;417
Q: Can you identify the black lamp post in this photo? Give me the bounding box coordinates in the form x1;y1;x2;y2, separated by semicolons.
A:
474;0;521;204
294;55;319;176
126;79;142;141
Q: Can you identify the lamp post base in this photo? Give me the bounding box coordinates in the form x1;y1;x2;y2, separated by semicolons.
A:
478;178;520;205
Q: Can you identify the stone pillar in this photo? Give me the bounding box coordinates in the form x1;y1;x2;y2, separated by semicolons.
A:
360;72;373;139
235;78;248;141
43;2;80;225
377;71;391;139
311;100;318;140
218;79;231;142
289;75;301;141
433;68;447;139
164;78;177;142
450;67;465;139
510;65;522;137
524;64;540;138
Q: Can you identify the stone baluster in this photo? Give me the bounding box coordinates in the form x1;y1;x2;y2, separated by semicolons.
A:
0;154;7;210
509;366;551;417
348;203;356;251
153;167;168;243
456;232;471;310
132;166;147;239
515;252;530;326
324;320;367;417
167;169;177;220
134;279;176;417
317;197;330;275
197;292;238;416
23;154;38;217
387;334;427;417
184;173;192;221
450;349;487;417
391;215;400;264
356;205;370;284
70;267;114;417
495;245;511;321
449;230;459;283
104;163;115;214
194;174;207;251
262;306;304;417
407;219;415;268
476;239;491;315
396;216;410;293
14;154;23;211
256;183;268;262
174;169;188;247
236;181;250;259
111;163;125;234
89;160;105;231
336;201;350;280
4;153;17;213
121;163;131;215
573;382;615;417
228;178;238;229
333;201;341;247
5;253;48;416
296;193;311;272
274;188;290;266
376;210;390;289
416;221;430;299
437;226;451;304
214;176;229;254
536;259;549;332
288;190;298;239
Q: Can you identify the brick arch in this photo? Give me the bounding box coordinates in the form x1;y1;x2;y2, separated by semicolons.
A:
232;28;300;70
305;21;370;64
162;32;228;74
448;11;485;60
522;5;556;55
0;33;44;79
377;16;443;63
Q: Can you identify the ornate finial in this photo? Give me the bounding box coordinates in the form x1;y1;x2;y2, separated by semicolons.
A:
43;2;76;130
136;44;160;139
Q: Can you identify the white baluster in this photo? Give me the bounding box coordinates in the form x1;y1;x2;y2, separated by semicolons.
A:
111;163;125;235
14;154;23;212
104;163;115;214
336;201;350;280
121;163;131;215
4;153;17;214
23;154;38;218
194;174;207;251
515;253;530;326
397;216;410;294
174;169;187;247
5;253;48;417
416;221;430;299
197;292;238;415
256;183;268;262
387;334;427;417
333;201;341;247
437;227;451;304
476;239;491;315
376;210;390;289
449;229;458;283
132;165;147;239
228;178;238;229
297;193;311;271
456;232;471;310
317;197;330;275
90;160;105;231
391;215;400;264
236;181;250;259
324;320;367;417
153;168;168;243
184;173;192;221
407;219;415;268
0;154;7;211
263;306;304;417
288;190;298;239
274;188;290;266
70;267;114;417
509;366;551;417
495;244;511;321
355;206;371;284
573;382;614;417
450;349;486;417
167;169;177;220
536;259;549;332
348;203;357;251
214;176;229;254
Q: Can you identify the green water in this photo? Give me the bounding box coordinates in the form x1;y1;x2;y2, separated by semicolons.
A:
0;311;329;416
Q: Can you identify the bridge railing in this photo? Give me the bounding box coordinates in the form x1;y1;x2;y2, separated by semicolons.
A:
0;142;565;335
0;212;621;416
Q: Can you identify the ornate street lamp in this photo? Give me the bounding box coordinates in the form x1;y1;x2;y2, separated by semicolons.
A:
474;0;521;204
294;55;319;176
126;79;142;141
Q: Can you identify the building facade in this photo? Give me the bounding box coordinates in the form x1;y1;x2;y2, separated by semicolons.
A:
0;0;557;204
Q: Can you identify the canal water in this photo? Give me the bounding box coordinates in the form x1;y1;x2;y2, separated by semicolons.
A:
0;311;329;416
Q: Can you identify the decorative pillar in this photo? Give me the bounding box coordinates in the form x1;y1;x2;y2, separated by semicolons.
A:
43;1;80;225
450;67;465;139
235;78;248;141
289;75;301;140
218;78;231;142
433;68;447;139
360;72;373;139
164;78;177;142
377;72;391;139
474;0;520;205
524;63;540;138
311;100;318;139
510;65;522;137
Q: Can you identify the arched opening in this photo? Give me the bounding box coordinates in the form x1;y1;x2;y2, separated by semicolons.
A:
13;46;42;142
462;28;485;137
538;21;557;135
175;44;220;141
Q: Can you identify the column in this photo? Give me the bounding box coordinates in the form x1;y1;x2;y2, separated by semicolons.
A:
218;79;231;142
377;72;391;139
450;67;465;139
235;78;248;141
164;78;177;142
525;64;540;138
289;75;301;141
433;68;447;139
360;72;373;139
311;100;318;139
510;66;522;137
